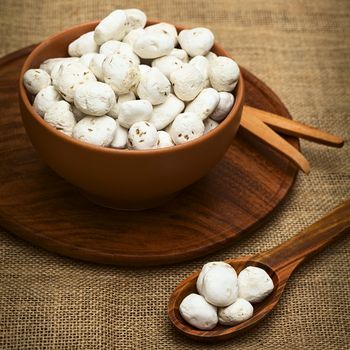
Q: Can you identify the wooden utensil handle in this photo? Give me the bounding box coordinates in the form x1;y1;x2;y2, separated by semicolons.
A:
255;199;350;272
240;113;311;174
243;106;344;148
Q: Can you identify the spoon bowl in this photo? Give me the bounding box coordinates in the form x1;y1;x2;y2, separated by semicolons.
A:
168;257;283;342
168;199;350;342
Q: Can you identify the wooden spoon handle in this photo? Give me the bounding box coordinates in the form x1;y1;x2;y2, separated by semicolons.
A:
255;199;350;272
243;106;344;147
240;112;311;174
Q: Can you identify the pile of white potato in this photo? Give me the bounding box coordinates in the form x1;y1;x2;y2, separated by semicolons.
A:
23;8;240;150
179;262;274;330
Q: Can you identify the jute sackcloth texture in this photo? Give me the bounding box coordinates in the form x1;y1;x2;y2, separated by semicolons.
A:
0;0;349;349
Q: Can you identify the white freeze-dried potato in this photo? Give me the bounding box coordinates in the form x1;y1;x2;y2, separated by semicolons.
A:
133;31;174;59
170;64;204;101
79;53;99;68
125;8;147;33
71;104;86;121
50;58;90;85
68;31;99;57
119;91;136;103
73;115;116;147
137;67;171;105
53;62;96;102
185;88;220;120
238;266;274;303
218;298;254;326
178;27;214;57
148;93;184;130
210;92;234;121
204;118;219;134
200;263;238;307
152;55;183;79
94;10;127;45
169;112;204;145
102;54;140;94
99;40;124;56
108;92;136;119
28;9;241;152
196;262;230;295
157;131;174;148
33;85;62;117
205;51;217;63
123;28;145;47
118;100;153;128
74;81;115;116
50;61;71;86
163;123;172;134
209;56;240;92
107;103;119;119
128;121;158;150
40;57;79;74
89;53;106;81
189;55;210;88
139;64;152;75
44;100;76;136
179;293;218;330
145;22;178;46
170;48;189;63
100;40;140;64
23;68;51;95
111;119;128;149
145;22;177;39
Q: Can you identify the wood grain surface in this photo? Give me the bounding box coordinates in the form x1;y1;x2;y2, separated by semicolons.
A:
0;46;299;266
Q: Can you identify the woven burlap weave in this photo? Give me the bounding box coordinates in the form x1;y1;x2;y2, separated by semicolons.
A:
1;0;349;349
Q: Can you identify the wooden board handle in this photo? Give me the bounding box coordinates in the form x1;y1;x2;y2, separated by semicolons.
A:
243;106;344;147
255;199;350;272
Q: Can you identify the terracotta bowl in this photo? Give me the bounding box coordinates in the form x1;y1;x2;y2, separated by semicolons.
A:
18;20;245;210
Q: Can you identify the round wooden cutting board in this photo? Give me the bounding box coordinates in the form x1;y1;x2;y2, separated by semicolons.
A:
0;46;298;266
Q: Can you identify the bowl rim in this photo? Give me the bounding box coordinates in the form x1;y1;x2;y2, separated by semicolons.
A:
19;20;245;157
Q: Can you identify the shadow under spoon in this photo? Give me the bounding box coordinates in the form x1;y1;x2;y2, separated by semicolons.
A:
168;198;350;342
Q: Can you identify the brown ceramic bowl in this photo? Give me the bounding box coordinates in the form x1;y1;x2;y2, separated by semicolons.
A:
19;20;245;210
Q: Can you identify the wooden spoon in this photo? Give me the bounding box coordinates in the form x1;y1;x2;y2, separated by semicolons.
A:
243;106;344;148
240;111;311;174
168;199;350;342
240;106;345;174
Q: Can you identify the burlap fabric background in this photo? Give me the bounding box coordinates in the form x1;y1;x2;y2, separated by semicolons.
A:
1;0;349;349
